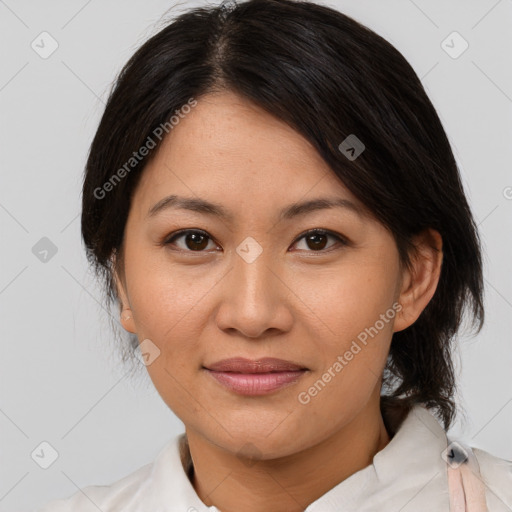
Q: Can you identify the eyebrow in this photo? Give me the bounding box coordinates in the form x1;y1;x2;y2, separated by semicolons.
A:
147;194;368;222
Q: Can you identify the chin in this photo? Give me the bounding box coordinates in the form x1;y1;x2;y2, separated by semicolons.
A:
210;425;313;461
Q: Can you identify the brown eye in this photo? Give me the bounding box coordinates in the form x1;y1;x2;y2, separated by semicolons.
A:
163;228;347;254
305;232;328;250
164;230;216;252
292;229;346;252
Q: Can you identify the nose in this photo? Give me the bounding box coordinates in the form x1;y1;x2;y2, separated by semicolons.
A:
214;246;294;339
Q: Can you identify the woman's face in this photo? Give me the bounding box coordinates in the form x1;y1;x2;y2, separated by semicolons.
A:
115;91;424;459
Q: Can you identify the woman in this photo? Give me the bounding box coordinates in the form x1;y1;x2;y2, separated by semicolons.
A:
39;0;512;510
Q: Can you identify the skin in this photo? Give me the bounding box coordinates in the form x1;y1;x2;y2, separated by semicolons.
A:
114;91;443;512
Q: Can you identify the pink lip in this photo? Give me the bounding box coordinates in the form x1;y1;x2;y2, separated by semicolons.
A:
203;357;308;396
205;357;307;373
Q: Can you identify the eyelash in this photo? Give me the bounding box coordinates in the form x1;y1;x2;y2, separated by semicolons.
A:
162;228;348;254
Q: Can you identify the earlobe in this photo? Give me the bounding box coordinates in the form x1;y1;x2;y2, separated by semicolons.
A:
120;308;136;333
393;228;443;333
111;254;137;334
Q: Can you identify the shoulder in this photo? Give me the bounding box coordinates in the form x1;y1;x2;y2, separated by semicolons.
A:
36;461;153;511
472;446;512;509
36;434;189;512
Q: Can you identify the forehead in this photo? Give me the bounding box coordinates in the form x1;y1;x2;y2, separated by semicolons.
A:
131;91;368;221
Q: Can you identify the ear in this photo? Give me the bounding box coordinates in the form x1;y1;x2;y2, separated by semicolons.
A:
111;253;137;334
393;228;443;333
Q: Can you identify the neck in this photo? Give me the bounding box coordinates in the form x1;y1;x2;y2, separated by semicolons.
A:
185;398;391;512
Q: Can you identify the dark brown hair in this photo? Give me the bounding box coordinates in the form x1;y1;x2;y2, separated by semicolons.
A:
81;0;484;431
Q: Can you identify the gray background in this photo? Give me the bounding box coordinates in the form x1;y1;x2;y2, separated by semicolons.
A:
1;0;511;510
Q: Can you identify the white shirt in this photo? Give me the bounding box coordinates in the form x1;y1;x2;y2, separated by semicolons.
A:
37;404;512;511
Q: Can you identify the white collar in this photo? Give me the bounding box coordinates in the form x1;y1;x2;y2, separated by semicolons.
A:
124;404;450;511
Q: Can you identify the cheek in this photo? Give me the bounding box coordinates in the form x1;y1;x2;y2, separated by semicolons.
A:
127;261;211;414
290;258;398;411
125;244;214;336
293;255;399;346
